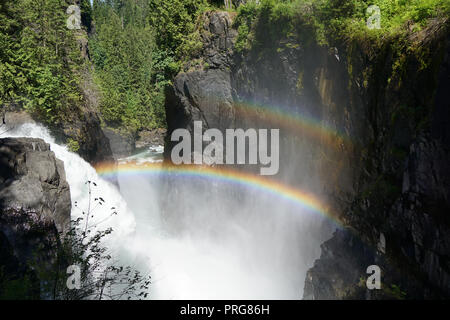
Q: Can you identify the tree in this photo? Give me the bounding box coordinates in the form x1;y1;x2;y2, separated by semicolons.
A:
0;0;84;124
90;0;171;133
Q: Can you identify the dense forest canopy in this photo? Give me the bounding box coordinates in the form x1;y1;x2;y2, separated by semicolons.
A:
1;0;448;134
0;0;83;124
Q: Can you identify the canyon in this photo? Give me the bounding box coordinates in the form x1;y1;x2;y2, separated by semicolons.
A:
1;3;449;300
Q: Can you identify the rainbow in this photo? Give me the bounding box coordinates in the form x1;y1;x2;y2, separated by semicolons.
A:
233;100;351;147
184;94;352;148
95;161;341;226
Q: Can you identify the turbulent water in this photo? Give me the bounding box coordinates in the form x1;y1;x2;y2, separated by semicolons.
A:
2;123;333;299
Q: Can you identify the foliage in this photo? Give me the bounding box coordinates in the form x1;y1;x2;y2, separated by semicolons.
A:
234;0;450;50
0;0;222;134
0;268;36;300
66;138;80;152
89;0;223;133
80;0;93;32
2;0;448;133
33;181;151;300
147;0;211;61
0;0;83;124
90;1;164;132
234;0;261;51
385;284;407;299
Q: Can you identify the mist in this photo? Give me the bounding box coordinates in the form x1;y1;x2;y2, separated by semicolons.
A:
3;122;334;299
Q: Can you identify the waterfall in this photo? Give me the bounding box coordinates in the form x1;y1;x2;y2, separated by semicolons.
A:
2;123;136;258
2;122;332;299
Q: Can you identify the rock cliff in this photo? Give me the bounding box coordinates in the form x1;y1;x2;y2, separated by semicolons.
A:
164;11;450;299
164;11;237;159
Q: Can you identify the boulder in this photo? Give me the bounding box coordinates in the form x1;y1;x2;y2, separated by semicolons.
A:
0;137;71;299
0;137;71;233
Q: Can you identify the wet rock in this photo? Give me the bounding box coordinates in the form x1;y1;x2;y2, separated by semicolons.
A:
303;26;450;300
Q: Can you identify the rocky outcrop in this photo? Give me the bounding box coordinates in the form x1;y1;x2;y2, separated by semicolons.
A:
53;111;113;165
58;21;113;164
103;127;167;160
165;9;450;299
0;138;71;232
164;11;237;159
303;229;376;300
103;128;136;160
0;138;71;298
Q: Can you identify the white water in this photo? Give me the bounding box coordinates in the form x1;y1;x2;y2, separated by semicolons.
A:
2;123;332;299
2;123;136;249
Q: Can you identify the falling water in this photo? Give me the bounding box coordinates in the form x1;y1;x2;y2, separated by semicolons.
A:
2;122;333;300
2;123;136;248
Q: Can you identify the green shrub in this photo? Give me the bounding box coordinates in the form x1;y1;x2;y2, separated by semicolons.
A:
234;0;450;50
67;138;80;153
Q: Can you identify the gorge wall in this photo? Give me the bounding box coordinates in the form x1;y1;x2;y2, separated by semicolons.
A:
164;11;450;299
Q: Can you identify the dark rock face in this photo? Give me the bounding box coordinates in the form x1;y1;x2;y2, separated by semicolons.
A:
303;229;376;300
169;70;235;129
164;11;237;159
165;10;450;299
0;138;71;298
202;11;237;69
68;28;113;164
387;136;450;296
303;28;450;299
53;111;113;165
103;128;136;160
